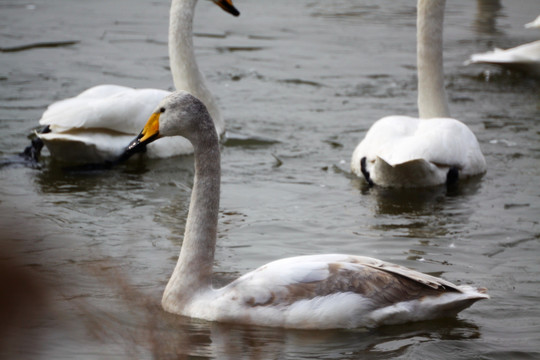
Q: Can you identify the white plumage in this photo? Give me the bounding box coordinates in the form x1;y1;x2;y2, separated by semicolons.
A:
466;40;540;77
37;0;239;163
351;116;486;187
127;91;488;330
351;0;486;187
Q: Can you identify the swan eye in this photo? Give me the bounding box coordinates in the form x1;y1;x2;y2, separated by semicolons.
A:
160;107;166;113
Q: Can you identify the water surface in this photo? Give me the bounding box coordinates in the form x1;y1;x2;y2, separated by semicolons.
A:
1;0;539;359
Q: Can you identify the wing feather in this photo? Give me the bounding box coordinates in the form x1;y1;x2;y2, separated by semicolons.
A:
225;255;459;309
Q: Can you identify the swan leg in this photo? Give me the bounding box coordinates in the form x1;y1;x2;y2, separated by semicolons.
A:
20;125;50;163
446;166;459;186
360;157;374;187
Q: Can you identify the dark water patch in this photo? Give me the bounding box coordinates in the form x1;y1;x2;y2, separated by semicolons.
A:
216;46;265;53
278;78;324;87
223;131;280;147
323;139;344;149
0;40;80;53
503;203;530;210
248;34;278;41
194;32;227;39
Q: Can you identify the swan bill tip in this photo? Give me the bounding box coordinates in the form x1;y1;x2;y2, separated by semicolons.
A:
214;0;240;17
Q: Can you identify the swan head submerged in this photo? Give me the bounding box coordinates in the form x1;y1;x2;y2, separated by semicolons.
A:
212;0;240;17
127;91;216;154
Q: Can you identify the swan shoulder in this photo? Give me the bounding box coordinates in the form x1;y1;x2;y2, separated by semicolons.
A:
39;85;170;134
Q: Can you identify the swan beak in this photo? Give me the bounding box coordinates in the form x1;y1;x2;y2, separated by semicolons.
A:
127;112;161;152
213;0;240;16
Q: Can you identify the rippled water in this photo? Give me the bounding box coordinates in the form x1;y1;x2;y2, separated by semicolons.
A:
1;0;539;359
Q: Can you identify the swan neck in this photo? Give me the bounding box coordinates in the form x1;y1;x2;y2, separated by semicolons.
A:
417;0;450;119
169;0;200;90
169;0;223;134
163;128;220;302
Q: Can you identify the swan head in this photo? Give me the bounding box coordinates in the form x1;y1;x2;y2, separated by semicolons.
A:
213;0;240;17
127;91;216;153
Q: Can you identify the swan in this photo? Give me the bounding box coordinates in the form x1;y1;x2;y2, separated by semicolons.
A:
125;90;489;329
466;14;540;76
351;0;486;188
35;0;239;164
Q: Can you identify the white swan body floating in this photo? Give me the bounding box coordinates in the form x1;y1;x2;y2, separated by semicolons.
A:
126;91;489;329
466;41;540;77
466;14;540;77
37;0;239;164
351;0;486;187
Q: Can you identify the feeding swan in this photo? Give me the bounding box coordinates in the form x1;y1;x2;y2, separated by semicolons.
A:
34;0;239;164
351;0;486;187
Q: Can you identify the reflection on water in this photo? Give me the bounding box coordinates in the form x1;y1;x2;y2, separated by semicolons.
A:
357;178;482;216
473;0;503;35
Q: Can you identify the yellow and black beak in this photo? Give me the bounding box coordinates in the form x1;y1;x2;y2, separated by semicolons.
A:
126;112;161;154
213;0;240;17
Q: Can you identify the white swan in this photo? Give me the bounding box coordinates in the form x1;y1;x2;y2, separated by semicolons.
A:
351;0;486;188
37;0;239;164
466;14;540;76
126;90;489;329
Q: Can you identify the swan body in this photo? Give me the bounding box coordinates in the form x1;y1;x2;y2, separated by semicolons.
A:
37;0;239;164
351;116;486;187
126;91;489;329
466;40;540;77
351;0;486;187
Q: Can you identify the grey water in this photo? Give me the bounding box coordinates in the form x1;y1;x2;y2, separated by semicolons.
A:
1;0;539;358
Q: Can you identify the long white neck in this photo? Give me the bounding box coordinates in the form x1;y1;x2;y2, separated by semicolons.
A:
169;0;224;134
162;127;221;309
417;0;451;119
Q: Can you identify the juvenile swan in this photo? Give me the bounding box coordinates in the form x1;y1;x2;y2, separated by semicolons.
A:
37;0;239;164
351;0;486;187
127;91;489;329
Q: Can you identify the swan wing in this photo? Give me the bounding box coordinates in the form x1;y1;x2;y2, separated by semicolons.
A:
39;85;170;134
209;254;487;328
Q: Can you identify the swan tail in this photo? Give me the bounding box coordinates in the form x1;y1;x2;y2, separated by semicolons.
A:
370;157;448;187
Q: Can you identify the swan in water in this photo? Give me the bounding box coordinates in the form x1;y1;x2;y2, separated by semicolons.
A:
35;0;239;164
466;14;540;77
466;41;540;77
351;0;486;188
125;90;489;329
